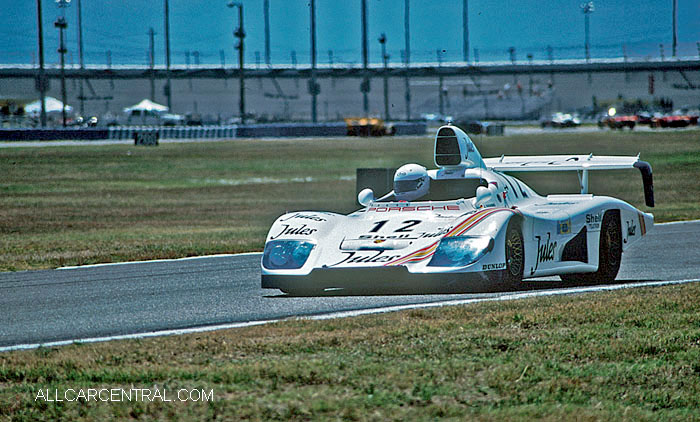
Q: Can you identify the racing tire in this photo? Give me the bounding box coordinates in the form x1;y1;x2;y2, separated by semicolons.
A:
504;219;525;290
560;211;622;284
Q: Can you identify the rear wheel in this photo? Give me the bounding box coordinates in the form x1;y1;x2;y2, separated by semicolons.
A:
505;219;525;290
561;211;622;284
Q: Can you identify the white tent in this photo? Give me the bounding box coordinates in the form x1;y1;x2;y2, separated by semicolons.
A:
24;97;73;114
123;99;168;114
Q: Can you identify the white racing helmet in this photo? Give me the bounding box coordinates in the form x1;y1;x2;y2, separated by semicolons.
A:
393;164;430;201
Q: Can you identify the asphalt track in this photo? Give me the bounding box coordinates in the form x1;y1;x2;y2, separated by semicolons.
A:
1;221;699;351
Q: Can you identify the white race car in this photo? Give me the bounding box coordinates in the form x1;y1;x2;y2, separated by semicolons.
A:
261;125;654;295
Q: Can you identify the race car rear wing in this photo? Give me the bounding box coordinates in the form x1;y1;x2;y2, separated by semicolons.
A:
483;154;654;207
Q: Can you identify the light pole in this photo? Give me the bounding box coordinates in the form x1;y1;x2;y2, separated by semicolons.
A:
328;50;335;88
672;0;677;57
360;0;370;115
508;46;517;85
437;49;444;116
263;0;271;66
378;33;389;120
76;0;84;116
164;0;172;110
546;45;555;84
404;0;411;120
462;0;469;63
55;0;70;127
148;27;156;101
527;53;533;95
581;2;594;62
228;2;245;122
36;0;47;127
309;0;319;122
623;44;630;83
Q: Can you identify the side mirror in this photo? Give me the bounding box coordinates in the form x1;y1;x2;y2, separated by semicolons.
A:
358;188;375;207
475;185;498;208
488;183;502;205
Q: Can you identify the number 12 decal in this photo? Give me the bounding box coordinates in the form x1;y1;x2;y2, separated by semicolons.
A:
369;220;421;233
369;220;388;233
395;220;421;232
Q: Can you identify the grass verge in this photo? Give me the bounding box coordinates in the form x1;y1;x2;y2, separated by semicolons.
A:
1;130;699;271
1;282;699;421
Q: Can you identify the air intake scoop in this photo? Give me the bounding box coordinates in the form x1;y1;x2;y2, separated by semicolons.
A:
434;125;485;170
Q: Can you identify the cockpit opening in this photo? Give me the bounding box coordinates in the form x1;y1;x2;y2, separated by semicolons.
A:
377;177;487;202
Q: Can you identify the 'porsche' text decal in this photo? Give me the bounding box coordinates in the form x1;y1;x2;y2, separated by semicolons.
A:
368;205;460;212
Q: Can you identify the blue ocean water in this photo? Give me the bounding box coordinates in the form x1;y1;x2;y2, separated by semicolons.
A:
2;0;699;66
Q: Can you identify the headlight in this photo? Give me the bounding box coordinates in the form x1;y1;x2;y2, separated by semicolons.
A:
262;240;315;270
427;236;494;267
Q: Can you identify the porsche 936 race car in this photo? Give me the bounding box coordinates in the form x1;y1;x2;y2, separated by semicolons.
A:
262;125;654;295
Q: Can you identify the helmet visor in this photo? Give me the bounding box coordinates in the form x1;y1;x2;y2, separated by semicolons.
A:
395;177;425;194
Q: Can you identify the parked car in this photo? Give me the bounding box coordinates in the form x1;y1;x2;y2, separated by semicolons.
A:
541;112;581;128
635;111;654;125
598;115;637;130
420;113;453;124
650;114;698;128
160;113;186;126
453;120;505;136
344;117;396;137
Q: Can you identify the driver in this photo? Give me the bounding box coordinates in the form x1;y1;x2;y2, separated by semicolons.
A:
393;164;430;201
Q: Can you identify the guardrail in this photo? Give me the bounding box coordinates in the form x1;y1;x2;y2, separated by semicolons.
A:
108;125;238;140
235;122;348;138
0;122;427;141
0;128;109;141
232;122;426;138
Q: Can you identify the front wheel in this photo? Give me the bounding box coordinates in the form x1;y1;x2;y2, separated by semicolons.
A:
561;211;622;284
504;219;525;290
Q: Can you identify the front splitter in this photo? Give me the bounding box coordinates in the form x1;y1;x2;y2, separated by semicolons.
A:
262;266;508;296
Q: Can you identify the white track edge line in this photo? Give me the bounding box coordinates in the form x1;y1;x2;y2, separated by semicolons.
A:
2;278;698;353
57;252;261;270
52;219;699;270
657;219;700;226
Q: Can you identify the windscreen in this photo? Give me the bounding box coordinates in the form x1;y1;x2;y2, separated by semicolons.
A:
377;178;486;202
427;178;486;201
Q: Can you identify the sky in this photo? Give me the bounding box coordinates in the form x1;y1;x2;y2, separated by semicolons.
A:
1;0;699;66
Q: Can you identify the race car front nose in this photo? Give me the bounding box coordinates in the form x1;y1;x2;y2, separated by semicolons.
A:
427;235;494;267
